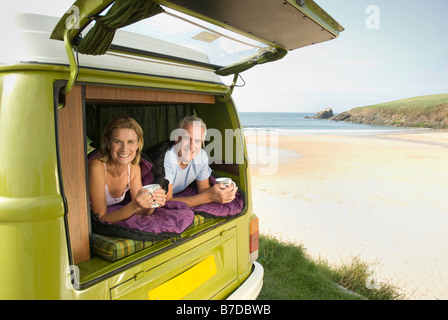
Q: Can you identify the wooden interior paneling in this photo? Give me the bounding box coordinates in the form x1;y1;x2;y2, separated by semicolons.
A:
85;86;215;104
58;85;90;264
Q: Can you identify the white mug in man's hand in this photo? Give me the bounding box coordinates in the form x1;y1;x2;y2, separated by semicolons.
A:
215;177;236;189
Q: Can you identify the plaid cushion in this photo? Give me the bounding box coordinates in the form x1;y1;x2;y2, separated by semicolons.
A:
187;214;213;230
91;214;214;261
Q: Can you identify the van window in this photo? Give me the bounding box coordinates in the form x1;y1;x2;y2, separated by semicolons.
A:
118;7;273;67
78;5;274;69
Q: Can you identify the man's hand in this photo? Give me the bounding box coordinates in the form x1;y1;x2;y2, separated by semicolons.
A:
166;180;238;207
207;183;238;204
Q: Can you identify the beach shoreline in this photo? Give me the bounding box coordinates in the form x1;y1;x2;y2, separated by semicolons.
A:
246;130;448;300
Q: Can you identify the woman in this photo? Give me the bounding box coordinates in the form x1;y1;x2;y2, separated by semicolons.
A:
89;116;166;223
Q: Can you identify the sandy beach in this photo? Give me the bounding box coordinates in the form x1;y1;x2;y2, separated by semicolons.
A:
246;131;448;300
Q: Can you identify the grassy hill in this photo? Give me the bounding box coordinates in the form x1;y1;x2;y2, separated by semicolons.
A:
332;93;448;128
354;93;448;111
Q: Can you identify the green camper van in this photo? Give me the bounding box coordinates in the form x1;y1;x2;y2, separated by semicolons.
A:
0;0;343;299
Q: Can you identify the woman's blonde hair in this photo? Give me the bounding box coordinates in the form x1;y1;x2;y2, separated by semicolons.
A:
97;115;144;165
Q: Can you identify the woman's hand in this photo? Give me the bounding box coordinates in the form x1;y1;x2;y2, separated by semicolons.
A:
152;188;167;207
134;187;166;210
134;188;156;209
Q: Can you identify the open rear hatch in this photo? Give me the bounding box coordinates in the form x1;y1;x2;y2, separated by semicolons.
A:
51;0;343;91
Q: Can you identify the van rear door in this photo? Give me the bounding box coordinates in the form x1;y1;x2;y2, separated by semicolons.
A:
51;0;343;78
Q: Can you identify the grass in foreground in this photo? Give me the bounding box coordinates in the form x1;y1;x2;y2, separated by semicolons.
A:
257;236;403;300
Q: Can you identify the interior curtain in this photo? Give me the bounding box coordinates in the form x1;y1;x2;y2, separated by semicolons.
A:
78;0;165;55
86;104;194;154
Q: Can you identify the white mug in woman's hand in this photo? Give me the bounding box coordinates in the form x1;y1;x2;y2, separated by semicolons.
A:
142;184;161;208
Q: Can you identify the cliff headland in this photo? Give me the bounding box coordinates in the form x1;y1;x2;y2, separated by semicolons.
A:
327;94;448;129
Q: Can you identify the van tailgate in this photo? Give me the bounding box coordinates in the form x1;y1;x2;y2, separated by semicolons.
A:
110;226;237;300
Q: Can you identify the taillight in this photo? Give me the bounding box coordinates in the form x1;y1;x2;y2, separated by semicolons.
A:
249;216;259;263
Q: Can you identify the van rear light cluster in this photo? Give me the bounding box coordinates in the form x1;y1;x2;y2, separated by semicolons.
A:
249;216;259;263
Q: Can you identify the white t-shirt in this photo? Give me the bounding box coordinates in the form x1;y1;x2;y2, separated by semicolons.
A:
164;145;212;195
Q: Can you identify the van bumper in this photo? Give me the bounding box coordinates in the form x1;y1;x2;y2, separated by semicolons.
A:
226;261;264;300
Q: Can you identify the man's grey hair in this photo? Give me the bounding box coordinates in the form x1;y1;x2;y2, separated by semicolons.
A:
178;115;207;137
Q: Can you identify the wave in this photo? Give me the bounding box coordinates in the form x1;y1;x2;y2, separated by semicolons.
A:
243;127;431;136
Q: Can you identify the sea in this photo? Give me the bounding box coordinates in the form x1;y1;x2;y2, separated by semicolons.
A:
239;112;425;136
239;112;430;169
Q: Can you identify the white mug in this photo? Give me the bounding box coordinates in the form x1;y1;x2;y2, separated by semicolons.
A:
142;184;161;208
215;177;236;189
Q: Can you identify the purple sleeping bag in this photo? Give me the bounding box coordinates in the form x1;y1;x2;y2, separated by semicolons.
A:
175;176;245;218
92;201;195;241
91;156;245;241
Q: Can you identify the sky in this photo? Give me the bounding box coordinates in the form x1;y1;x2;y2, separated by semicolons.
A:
232;0;448;113
3;0;448;113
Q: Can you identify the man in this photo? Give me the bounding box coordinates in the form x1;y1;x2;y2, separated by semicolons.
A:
164;115;237;207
